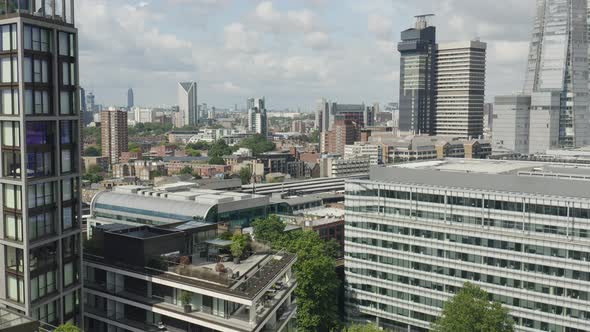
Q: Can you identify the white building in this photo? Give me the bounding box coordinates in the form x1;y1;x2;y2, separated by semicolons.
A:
178;82;198;127
492;95;531;154
435;40;487;138
319;156;370;177
346;159;590;331
247;97;268;136
132;107;155;124
344;142;383;165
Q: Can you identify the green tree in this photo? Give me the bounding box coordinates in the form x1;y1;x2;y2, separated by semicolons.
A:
238;134;275;155
208;139;234;158
54;322;82;332
186;148;201;157
252;215;284;244
179;166;194;175
83;146;101;156
432;282;514;332
309;129;320;144
209;156;225;165
187;141;211;150
239;167;252;185
253;216;340;331
128;142;141;153
342;323;381;332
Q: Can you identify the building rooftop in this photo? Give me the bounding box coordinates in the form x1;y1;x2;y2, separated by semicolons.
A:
368;159;590;199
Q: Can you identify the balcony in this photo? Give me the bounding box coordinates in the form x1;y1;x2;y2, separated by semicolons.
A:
0;0;75;25
84;305;184;332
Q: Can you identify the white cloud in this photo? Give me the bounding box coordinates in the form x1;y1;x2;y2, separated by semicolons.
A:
223;23;259;52
368;13;393;41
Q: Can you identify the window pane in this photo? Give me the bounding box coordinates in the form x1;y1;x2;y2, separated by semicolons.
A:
62;179;72;201
24;90;33;114
2;25;11;51
62;62;69;85
24;57;32;82
1;57;11;83
63;207;72;229
60;91;70;114
61;149;71;173
64;262;73;287
24;26;31;49
59;32;68;56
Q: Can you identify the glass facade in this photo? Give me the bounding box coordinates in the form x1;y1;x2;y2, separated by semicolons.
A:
345;180;590;332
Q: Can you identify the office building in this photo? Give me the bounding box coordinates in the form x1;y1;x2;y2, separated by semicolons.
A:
316;99;374;132
321;118;361;155
132;107;155;124
435;40;487;138
79;87;86;115
177;82;198;127
86;92;95;113
492;95;531;154
319;156;370;177
523;0;590;148
101;109;128;164
398;15;436;135
247;97;268;136
84;223;297;332
346;159;590;331
344;142;384;165
0;0;82;328
127;87;134;109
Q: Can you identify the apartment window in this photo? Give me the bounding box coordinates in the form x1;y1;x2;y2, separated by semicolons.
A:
0;88;18;115
31;270;56;301
0;56;17;83
24;57;49;83
2;121;19;147
62;206;75;230
58;32;75;57
60;121;77;173
25;89;51;115
63;292;77;316
29;242;57;272
59;90;74;115
28;212;54;241
61;62;75;86
3;184;21;210
0;24;17;51
63;261;77;287
24;25;50;52
62;178;73;201
32;300;57;324
4;214;22;242
7;274;24;303
5;246;23;273
26;122;55;177
62;235;79;261
27;182;55;208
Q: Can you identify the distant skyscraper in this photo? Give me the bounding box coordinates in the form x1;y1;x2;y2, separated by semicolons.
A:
435;40;487;138
523;0;590;148
127;87;134;109
178;82;198;126
0;1;82;328
86;92;95;113
101;109;129;164
80;87;86;113
247;97;268;136
315;99;373;132
398;15;436;134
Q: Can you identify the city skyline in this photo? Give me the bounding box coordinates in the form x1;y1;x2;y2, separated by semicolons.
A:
76;0;535;109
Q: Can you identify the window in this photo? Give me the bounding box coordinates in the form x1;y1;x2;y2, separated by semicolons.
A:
2;149;20;178
0;88;18;115
7;274;24;303
61;149;72;173
64;262;75;287
4;214;22;242
0;56;17;83
62;178;73;201
6;246;23;273
28;212;54;241
61;62;75;86
60;121;77;173
2;121;19;147
58;32;75;57
31;270;56;301
3;184;21;210
60;91;73;114
26;122;55;178
24;57;49;83
24;25;50;52
63;206;74;230
27;182;54;209
25;89;50;115
0;24;16;51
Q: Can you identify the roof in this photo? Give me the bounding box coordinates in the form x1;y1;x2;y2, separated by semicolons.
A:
367;162;590;200
92;191;215;221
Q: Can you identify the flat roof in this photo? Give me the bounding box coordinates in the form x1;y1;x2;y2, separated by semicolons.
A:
368;161;590;199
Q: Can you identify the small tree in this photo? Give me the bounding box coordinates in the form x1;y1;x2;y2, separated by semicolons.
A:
83;146;101;156
209;156;225;165
54;323;82;332
252;215;285;244
230;233;251;262
179;166;194;175
432;282;514;332
239;167;252;185
342;323;381;332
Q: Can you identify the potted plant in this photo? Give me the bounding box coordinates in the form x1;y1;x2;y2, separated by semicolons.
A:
180;290;192;313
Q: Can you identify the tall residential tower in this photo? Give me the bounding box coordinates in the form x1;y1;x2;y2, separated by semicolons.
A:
247;97;268;136
127;87;134;109
397;15;436;135
177;81;198;127
0;0;82;328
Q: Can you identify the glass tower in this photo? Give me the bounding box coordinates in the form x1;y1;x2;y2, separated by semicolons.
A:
397;15;436;135
523;0;590;148
0;0;82;328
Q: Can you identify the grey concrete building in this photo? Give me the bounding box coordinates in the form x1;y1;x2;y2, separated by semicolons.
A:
492;95;531;154
346;159;590;331
0;0;82;328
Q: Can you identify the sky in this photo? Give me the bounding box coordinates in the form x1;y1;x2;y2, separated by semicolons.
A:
76;0;535;110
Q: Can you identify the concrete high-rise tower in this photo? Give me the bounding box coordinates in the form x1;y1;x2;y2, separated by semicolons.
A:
247;97;268;136
0;0;83;328
178;82;198;126
523;0;590;148
127;87;134;109
397;15;436;134
101;109;129;164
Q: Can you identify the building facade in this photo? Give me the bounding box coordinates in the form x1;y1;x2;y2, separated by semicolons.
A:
523;0;590;148
434;40;487;138
344;142;383;165
320;119;360;155
247;97;267;137
492;95;531;154
100;109;128;164
177;82;198;127
397;15;436;135
0;1;82;328
316;99;373;133
127;88;133;109
319;156;370;178
346;160;590;331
